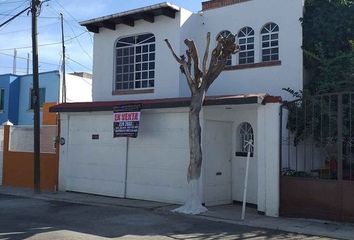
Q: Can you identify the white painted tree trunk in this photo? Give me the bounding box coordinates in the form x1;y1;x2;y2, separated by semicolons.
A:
173;93;207;215
165;33;238;215
172;179;207;214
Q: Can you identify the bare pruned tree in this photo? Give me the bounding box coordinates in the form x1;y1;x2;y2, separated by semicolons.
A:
165;32;239;214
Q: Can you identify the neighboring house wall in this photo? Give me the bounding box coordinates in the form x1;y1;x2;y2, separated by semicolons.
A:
0;74;20;125
65;74;92;103
8;77;20;124
17;71;60;125
0;71;92;125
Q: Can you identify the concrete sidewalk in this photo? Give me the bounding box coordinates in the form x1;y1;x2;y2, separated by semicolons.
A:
0;186;353;240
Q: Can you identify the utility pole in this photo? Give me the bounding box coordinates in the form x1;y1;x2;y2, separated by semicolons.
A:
27;53;30;74
31;0;41;194
60;13;66;103
13;49;17;74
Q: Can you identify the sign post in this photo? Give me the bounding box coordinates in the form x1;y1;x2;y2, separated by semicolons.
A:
241;139;253;220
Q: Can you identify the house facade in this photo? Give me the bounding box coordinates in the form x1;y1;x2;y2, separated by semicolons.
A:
52;0;304;218
0;71;92;125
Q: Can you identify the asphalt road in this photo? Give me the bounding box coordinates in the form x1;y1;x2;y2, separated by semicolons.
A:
0;194;334;240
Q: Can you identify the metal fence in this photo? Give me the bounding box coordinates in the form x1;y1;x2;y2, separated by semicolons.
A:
281;92;354;181
9;125;57;154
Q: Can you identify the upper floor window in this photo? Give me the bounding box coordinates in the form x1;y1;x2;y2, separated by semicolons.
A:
0;89;4;111
216;30;233;66
29;88;46;109
238;27;255;65
261;23;279;62
115;33;155;91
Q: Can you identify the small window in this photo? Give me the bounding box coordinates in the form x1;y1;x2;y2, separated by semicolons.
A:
238;122;254;153
261;23;279;62
115;33;155;91
0;89;4;111
216;30;233;66
237;27;255;65
29;88;46;109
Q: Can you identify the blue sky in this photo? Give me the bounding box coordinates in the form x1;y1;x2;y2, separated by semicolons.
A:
0;0;203;75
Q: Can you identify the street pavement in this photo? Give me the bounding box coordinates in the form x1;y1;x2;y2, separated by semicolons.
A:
0;194;335;240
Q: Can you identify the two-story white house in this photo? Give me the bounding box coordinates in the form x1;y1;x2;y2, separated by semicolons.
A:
51;0;304;217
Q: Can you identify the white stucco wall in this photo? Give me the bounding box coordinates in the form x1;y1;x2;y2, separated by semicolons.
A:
59;108;190;203
65;74;92;103
203;104;259;206
91;0;303;102
92;11;188;102
199;0;303;100
256;102;281;217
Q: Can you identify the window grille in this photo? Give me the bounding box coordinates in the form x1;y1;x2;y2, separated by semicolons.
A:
261;23;279;62
239;122;254;153
115;33;155;90
238;27;255;64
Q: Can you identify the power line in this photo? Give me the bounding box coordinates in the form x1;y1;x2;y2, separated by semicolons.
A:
0;13;59;18
0;0;28;5
47;4;93;59
66;56;91;71
0;52;58;66
0;0;30;22
49;0;93;43
0;6;30;28
0;30;87;50
0;21;58;34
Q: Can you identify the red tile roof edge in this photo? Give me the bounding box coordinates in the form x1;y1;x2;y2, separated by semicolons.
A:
50;94;282;113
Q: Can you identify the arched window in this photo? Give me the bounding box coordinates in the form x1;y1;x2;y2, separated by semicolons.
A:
115;33;155;90
239;122;254;153
216;30;233;66
238;27;255;64
261;23;279;62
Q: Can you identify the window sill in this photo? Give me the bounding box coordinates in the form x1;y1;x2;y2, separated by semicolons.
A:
224;60;281;71
112;89;154;95
235;152;254;157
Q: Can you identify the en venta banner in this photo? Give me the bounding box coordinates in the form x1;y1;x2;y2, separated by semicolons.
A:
113;105;141;138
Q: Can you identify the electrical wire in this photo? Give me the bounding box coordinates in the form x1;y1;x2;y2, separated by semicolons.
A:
0;21;59;34
0;52;58;66
0;0;30;22
0;0;28;5
0;31;87;51
66;56;91;71
46;4;93;59
49;0;93;43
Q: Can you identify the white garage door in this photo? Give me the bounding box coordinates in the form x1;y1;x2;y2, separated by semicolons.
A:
126;111;190;204
63;110;190;204
66;114;127;197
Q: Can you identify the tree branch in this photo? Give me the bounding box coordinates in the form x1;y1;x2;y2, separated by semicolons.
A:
165;39;195;91
184;39;202;85
202;32;211;75
164;39;183;64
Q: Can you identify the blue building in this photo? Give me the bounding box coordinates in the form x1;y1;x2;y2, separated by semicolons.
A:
0;70;92;125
